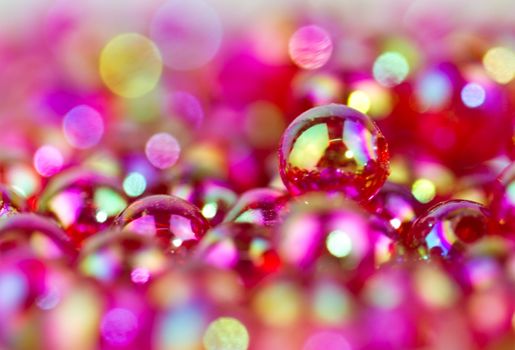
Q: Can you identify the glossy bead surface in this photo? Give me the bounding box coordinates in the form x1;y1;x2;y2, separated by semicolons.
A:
407;200;490;259
223;188;289;227
194;223;280;287
366;182;420;239
279;104;389;201
36;169;128;247
115;195;210;255
170;178;237;226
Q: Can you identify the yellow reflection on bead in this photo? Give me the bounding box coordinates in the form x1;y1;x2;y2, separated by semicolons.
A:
252;282;304;327
482;46;515;84
326;230;352;258
99;33;162;98
414;265;459;309
411;178;436;204
288;123;329;170
203;317;249;350
347;90;371;114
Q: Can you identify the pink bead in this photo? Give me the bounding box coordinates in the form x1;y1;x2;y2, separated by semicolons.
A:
194;223;281;287
36;168;127;247
279;104;389;201
114;195;210;256
490;163;515;234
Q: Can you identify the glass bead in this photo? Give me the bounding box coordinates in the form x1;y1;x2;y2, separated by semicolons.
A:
406;200;490;259
0;213;76;262
276;193;392;285
194;223;281;287
490;163;515;234
78;230;168;285
366;182;421;239
279;104;389;201
114;194;210;255
36;168;128;247
170;178;237;226
223;188;289;227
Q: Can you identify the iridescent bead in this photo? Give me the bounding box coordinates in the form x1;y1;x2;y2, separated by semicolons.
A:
279;104;389;201
490;163;515;234
170;178;237;226
194;223;281;287
366;182;420;239
114;195;210;255
223;188;289;227
0;213;76;262
36;168;128;246
78;230;168;286
406;200;490;260
276;193;392;285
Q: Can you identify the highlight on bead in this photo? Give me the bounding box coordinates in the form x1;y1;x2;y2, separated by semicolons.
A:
288;25;333;70
99;33;163;98
411;178;436;204
63;105;104;149
373;51;410;87
145;132;181;169
33;145;64;177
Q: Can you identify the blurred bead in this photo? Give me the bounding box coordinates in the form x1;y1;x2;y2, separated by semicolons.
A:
78;230;168;286
36;168;127;247
276;193;394;287
0;213;76;262
170;177;237;226
407;200;490;259
115;195;210;257
279;104;389;201
194;223;281;287
223;188;289;227
366;182;420;239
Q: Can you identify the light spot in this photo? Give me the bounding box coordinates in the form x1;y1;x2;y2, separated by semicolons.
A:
34;145;64;177
63;105;104;149
203;317;249;350
412;178;436;204
373;52;409;87
326;230;353;258
202;202;218;219
461;83;485;108
289;25;333;70
150;0;222;70
101;308;139;346
100;33;162;98
145;133;181;170
123;172;147;197
483;46;515;84
95;211;108;223
347;90;371;114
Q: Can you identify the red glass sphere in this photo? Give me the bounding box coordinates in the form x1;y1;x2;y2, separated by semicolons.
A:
279;104;389;201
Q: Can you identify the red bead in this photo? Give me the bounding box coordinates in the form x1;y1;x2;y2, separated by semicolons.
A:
279;104;389;201
114;194;210;255
78;230;168;286
36;168;127;247
406;200;490;259
194;222;280;287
